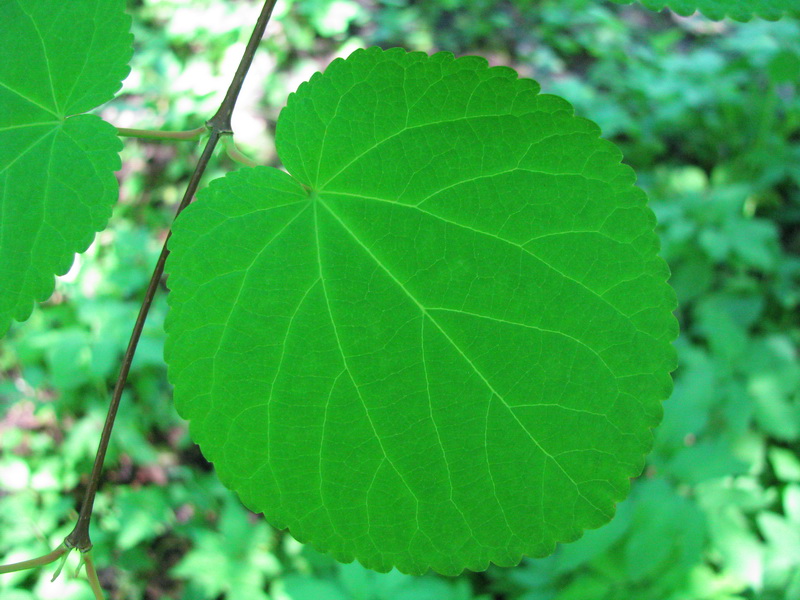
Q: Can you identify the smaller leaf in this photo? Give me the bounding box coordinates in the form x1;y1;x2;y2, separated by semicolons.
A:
609;0;799;22
0;0;133;336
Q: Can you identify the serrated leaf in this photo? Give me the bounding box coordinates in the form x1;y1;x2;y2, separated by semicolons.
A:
165;47;677;575
0;0;132;336
609;0;799;21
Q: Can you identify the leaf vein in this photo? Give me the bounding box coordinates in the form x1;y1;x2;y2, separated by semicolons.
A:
318;197;606;516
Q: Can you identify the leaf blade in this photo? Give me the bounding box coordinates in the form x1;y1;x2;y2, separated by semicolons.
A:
0;0;132;335
166;48;677;575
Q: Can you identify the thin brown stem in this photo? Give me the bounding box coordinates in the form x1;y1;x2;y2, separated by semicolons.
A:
116;125;207;141
0;544;67;574
208;0;278;133
63;0;279;555
65;128;223;553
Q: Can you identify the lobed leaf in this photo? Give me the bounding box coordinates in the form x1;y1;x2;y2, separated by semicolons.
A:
165;47;678;575
0;0;132;336
609;0;800;21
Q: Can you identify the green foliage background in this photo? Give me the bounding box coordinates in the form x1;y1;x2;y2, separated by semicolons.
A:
1;0;799;598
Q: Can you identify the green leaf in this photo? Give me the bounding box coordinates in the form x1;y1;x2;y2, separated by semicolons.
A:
770;448;800;482
609;0;800;21
758;511;800;573
768;50;800;84
0;0;132;336
274;575;349;600
165;47;677;575
622;480;705;587
665;440;749;484
171;499;276;600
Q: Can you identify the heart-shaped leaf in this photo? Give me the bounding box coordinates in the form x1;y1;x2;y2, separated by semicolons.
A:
165;47;678;575
0;0;132;335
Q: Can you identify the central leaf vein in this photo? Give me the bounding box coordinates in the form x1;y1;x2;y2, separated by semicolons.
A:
313;200;423;533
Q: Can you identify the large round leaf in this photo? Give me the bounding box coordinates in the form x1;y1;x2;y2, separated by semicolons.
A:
610;0;799;21
165;48;678;575
0;0;132;335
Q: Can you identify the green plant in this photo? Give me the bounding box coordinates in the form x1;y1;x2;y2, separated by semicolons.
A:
1;0;798;597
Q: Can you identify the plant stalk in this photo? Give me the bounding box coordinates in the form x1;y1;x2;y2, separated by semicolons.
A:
83;552;104;600
208;0;278;133
63;129;221;553
116;125;208;141
0;544;67;574
222;134;260;167
63;0;279;553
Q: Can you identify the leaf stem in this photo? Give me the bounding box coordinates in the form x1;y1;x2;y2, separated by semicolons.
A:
116;125;208;141
61;0;280;559
0;544;67;574
83;551;105;600
222;135;260;167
